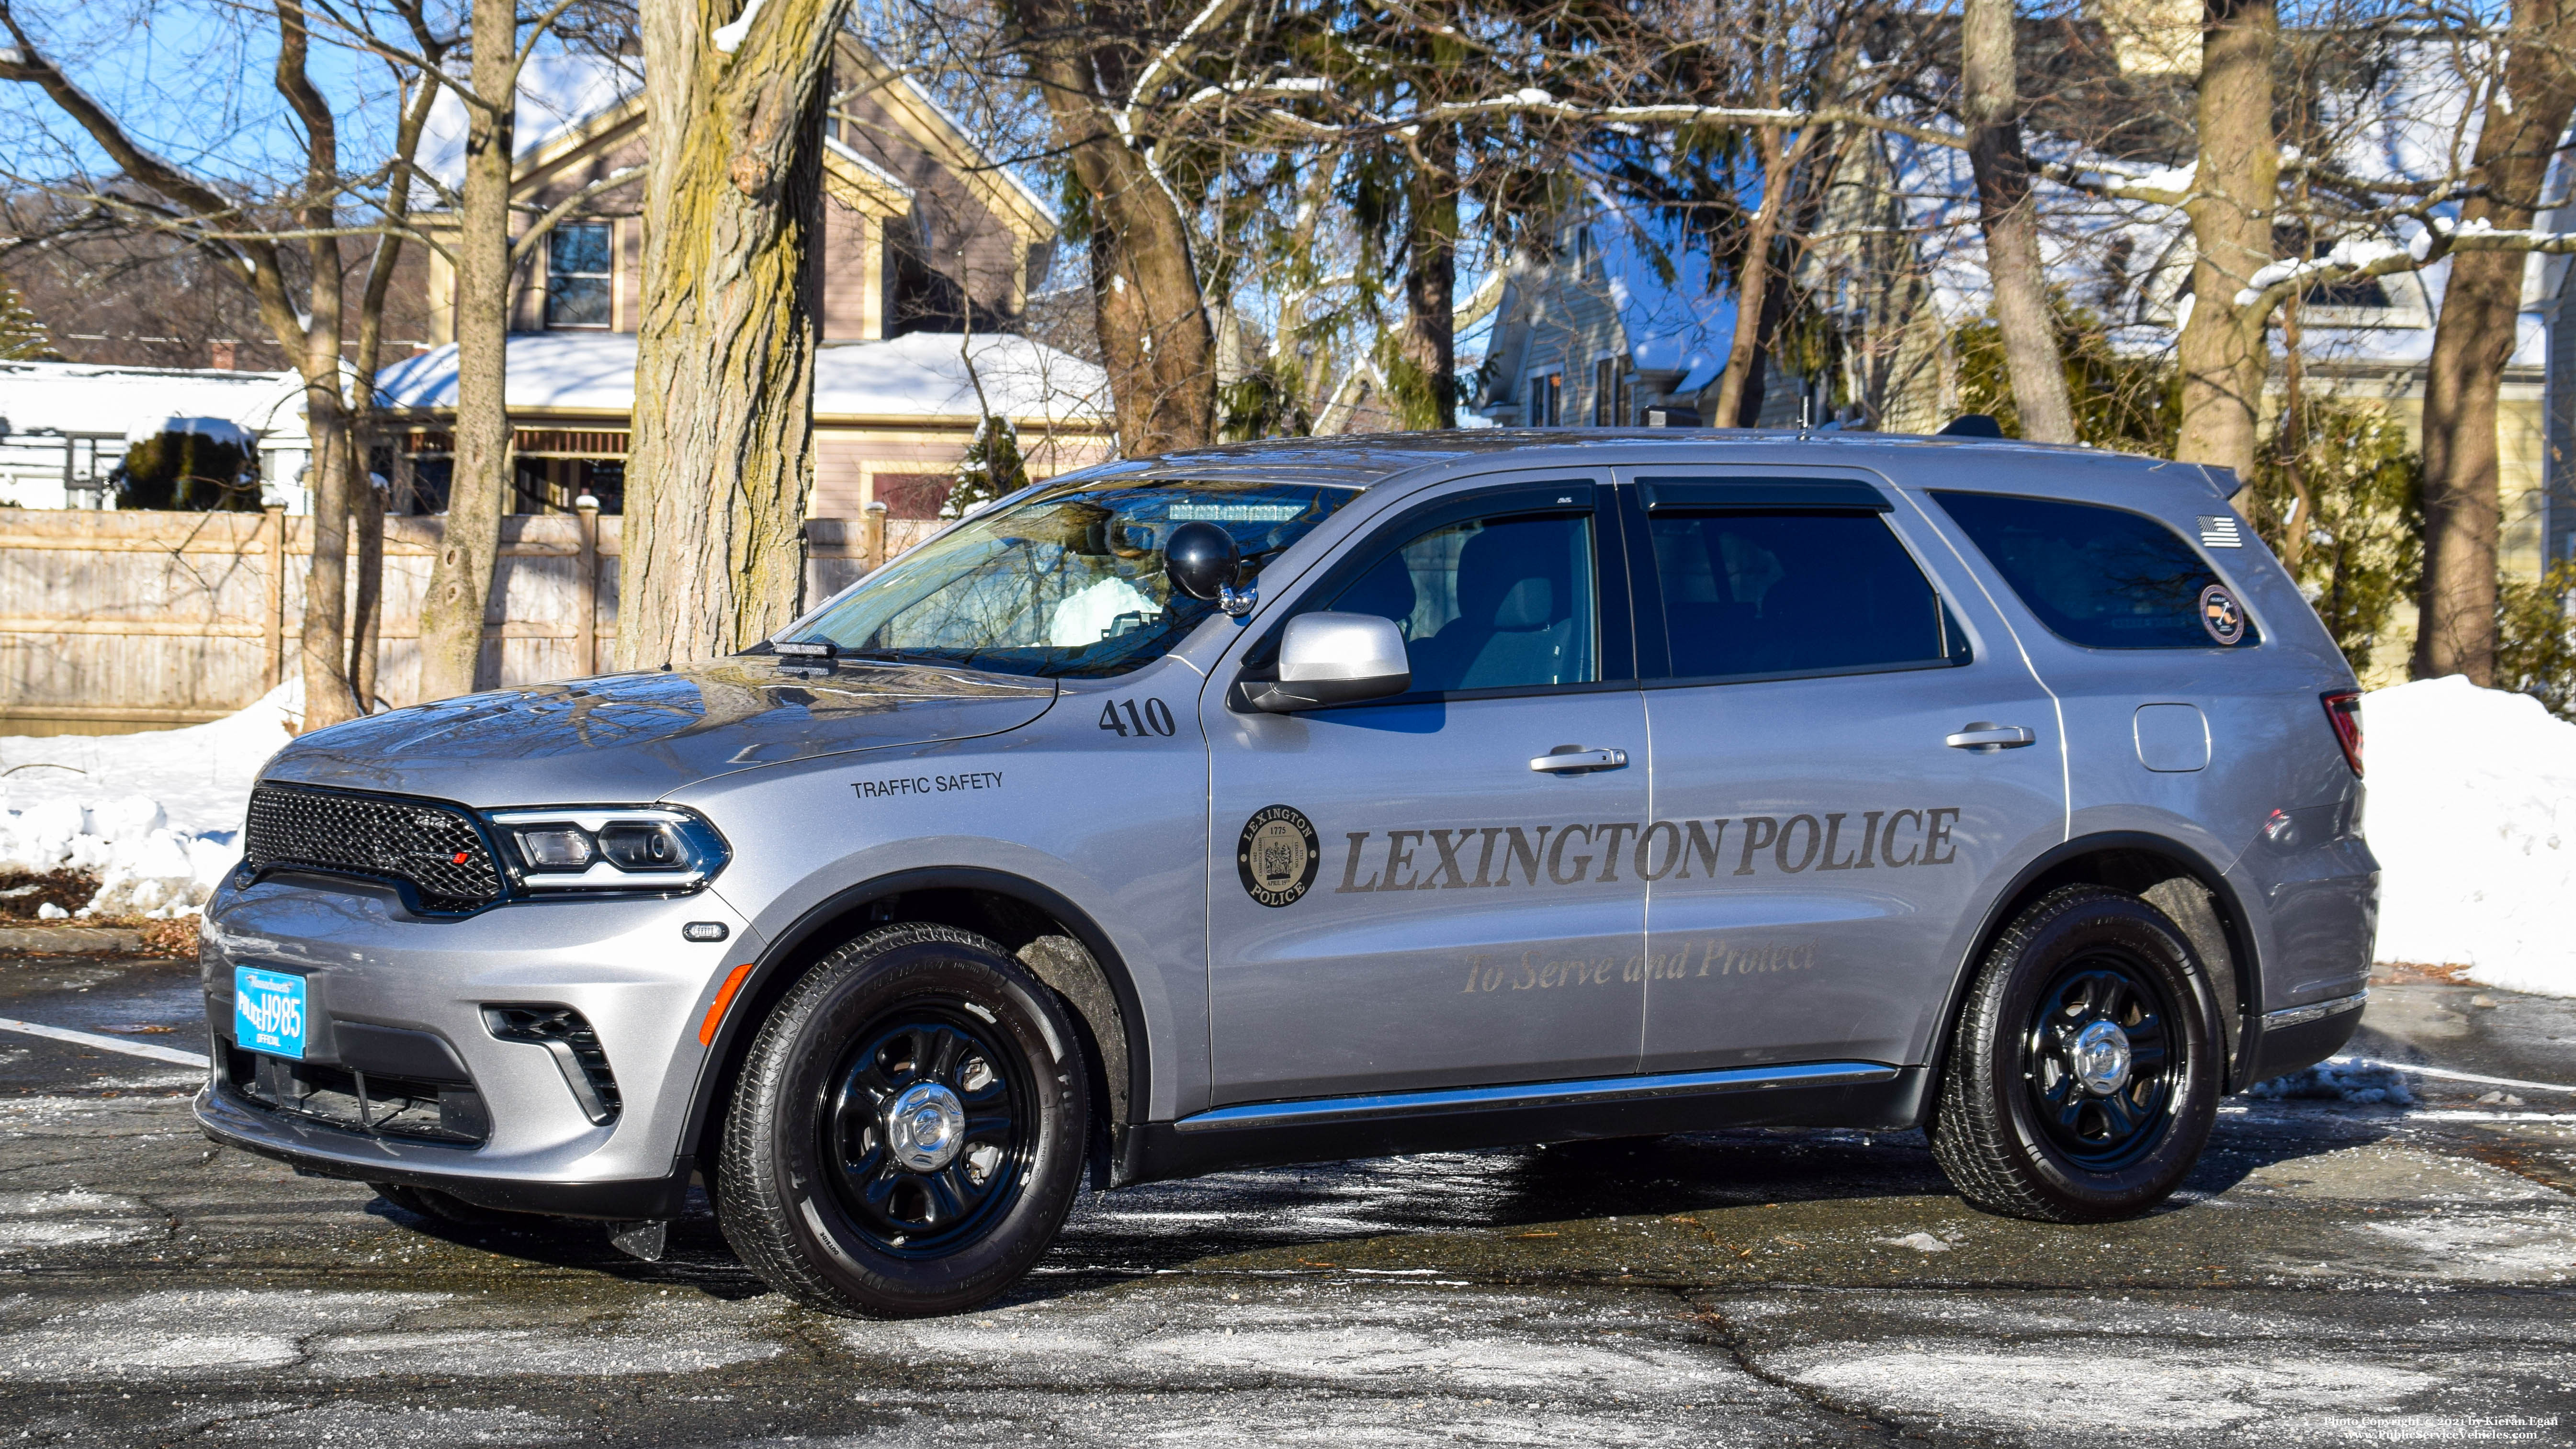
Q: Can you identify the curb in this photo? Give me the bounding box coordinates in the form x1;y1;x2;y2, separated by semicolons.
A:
0;927;147;955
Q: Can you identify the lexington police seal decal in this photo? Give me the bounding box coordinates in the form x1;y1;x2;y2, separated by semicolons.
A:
1237;805;1320;908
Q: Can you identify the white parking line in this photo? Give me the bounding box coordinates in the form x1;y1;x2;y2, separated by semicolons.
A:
0;1016;209;1068
2333;1054;2576;1096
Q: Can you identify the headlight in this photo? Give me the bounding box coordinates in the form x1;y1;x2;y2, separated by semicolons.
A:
484;807;728;894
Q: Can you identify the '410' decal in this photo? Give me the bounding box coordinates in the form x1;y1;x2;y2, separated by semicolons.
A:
1097;697;1177;738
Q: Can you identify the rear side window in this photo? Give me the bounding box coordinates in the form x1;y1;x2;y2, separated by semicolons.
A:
1646;512;1964;679
1932;492;2258;650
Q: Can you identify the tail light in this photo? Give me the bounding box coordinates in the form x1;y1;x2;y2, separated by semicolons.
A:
2321;691;2363;776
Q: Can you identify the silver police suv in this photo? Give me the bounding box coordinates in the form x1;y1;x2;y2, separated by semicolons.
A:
199;432;2375;1316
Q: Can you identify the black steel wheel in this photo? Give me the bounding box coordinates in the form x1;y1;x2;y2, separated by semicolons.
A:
2021;954;2178;1172
822;1008;1034;1256
1931;885;2219;1223
717;924;1090;1317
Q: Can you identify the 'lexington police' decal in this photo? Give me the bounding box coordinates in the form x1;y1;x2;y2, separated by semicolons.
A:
1237;805;1320;907
1332;809;1966;894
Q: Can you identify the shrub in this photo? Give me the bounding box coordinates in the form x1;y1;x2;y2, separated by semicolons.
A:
114;429;258;511
2497;562;2576;721
2242;398;2424;678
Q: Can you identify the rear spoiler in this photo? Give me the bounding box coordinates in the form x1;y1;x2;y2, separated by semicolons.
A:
2199;464;2247;502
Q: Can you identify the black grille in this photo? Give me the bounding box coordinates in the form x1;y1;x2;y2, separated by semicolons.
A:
246;785;504;913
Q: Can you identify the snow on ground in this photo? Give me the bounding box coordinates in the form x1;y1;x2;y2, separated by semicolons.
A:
2366;675;2576;998
0;682;300;918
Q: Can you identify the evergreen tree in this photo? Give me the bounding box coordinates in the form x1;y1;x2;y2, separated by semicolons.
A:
0;276;52;360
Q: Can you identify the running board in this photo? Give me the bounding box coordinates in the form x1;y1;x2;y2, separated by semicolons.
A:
1117;1061;1923;1187
1173;1061;1903;1132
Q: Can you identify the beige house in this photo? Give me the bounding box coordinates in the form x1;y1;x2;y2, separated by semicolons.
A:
382;34;1112;534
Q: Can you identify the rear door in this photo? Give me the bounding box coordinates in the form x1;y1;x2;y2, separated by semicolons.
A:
1622;472;2068;1072
1201;473;1652;1104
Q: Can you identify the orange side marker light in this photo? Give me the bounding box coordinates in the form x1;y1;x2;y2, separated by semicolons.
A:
700;963;756;1046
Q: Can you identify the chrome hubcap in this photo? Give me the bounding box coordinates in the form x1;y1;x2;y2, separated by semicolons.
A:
883;1080;967;1172
2068;1019;2134;1096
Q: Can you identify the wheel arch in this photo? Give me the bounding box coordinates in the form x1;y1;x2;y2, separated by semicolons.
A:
675;866;1152;1190
1922;832;2263;1116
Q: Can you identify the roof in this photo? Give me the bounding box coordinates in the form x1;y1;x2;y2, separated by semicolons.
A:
1075;426;2229;493
0;361;312;443
373;331;1111;425
418;54;643;192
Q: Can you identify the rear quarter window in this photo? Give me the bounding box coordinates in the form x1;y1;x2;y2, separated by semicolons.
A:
1931;492;2258;650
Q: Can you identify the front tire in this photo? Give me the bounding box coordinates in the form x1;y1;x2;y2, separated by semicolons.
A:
1930;885;2219;1223
715;923;1090;1317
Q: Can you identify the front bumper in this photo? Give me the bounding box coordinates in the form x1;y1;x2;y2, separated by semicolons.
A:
194;873;762;1218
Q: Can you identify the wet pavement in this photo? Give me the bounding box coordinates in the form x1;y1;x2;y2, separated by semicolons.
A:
0;953;2569;1447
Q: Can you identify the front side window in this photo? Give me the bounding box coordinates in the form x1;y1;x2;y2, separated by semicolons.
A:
1328;511;1597;692
1647;511;1961;680
1932;492;2257;650
547;223;613;328
783;478;1358;678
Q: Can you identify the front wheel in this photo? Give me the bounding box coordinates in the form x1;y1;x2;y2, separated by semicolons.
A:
1930;885;2219;1223
715;924;1090;1317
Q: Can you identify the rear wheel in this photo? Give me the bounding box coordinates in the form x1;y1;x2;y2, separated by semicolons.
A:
715;923;1089;1317
1930;885;2219;1223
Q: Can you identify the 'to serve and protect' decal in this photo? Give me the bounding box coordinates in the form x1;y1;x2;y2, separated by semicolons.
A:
1237;804;1320;908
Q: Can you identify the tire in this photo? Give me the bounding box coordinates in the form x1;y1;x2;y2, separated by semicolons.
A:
1930;885;2220;1223
715;923;1090;1318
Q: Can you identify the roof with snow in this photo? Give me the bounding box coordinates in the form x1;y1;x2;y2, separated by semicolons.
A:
418;54;642;192
0;362;313;444
373;332;1110;425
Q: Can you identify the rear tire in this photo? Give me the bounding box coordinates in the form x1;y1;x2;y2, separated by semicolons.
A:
715;923;1089;1318
1930;885;2219;1223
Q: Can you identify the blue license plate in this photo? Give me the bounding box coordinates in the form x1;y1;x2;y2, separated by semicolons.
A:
234;966;308;1060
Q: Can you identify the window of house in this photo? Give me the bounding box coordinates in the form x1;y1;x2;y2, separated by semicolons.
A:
1573;225;1595;271
1933;492;2259;650
1592;358;1632;427
546;223;613;328
1526;371;1562;427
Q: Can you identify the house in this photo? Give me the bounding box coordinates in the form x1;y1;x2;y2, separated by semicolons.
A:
0;360;314;509
377;33;1112;535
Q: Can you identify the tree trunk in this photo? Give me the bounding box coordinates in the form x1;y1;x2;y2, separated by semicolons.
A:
1962;0;2075;443
1006;0;1216;454
276;0;361;729
417;0;520;701
2414;0;2576;684
615;0;845;670
1712;121;1788;427
1395;130;1458;430
350;470;385;708
2173;0;2277;475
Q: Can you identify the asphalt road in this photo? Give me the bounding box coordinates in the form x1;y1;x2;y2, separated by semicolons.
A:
0;953;2569;1448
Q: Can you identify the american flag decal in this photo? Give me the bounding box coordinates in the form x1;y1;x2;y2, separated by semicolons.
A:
2197;515;2244;549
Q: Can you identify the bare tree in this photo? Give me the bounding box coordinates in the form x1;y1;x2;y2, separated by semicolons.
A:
2413;0;2576;685
1959;0;2073;442
1;0;380;726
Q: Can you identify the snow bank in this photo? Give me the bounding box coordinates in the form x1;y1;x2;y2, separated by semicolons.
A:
0;682;301;919
2366;676;2576;998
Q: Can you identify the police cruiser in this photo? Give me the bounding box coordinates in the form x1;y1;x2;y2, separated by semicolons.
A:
198;432;2375;1317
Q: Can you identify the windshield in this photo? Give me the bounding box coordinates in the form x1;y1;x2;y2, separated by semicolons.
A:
781;477;1363;678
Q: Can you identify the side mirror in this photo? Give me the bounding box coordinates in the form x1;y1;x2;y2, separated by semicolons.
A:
1243;612;1412;713
1164;521;1241;603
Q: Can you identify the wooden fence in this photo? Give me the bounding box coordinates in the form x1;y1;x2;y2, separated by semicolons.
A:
0;507;941;734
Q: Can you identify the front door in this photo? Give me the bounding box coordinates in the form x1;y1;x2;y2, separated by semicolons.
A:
1203;476;1650;1105
1621;473;2068;1073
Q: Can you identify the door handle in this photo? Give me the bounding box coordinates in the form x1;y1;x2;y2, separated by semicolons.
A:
1530;746;1628;774
1945;724;2036;752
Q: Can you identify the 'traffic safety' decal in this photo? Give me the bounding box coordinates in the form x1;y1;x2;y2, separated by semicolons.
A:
1237;805;1321;907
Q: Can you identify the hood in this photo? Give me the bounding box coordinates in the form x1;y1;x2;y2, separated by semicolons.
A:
260;660;1058;807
